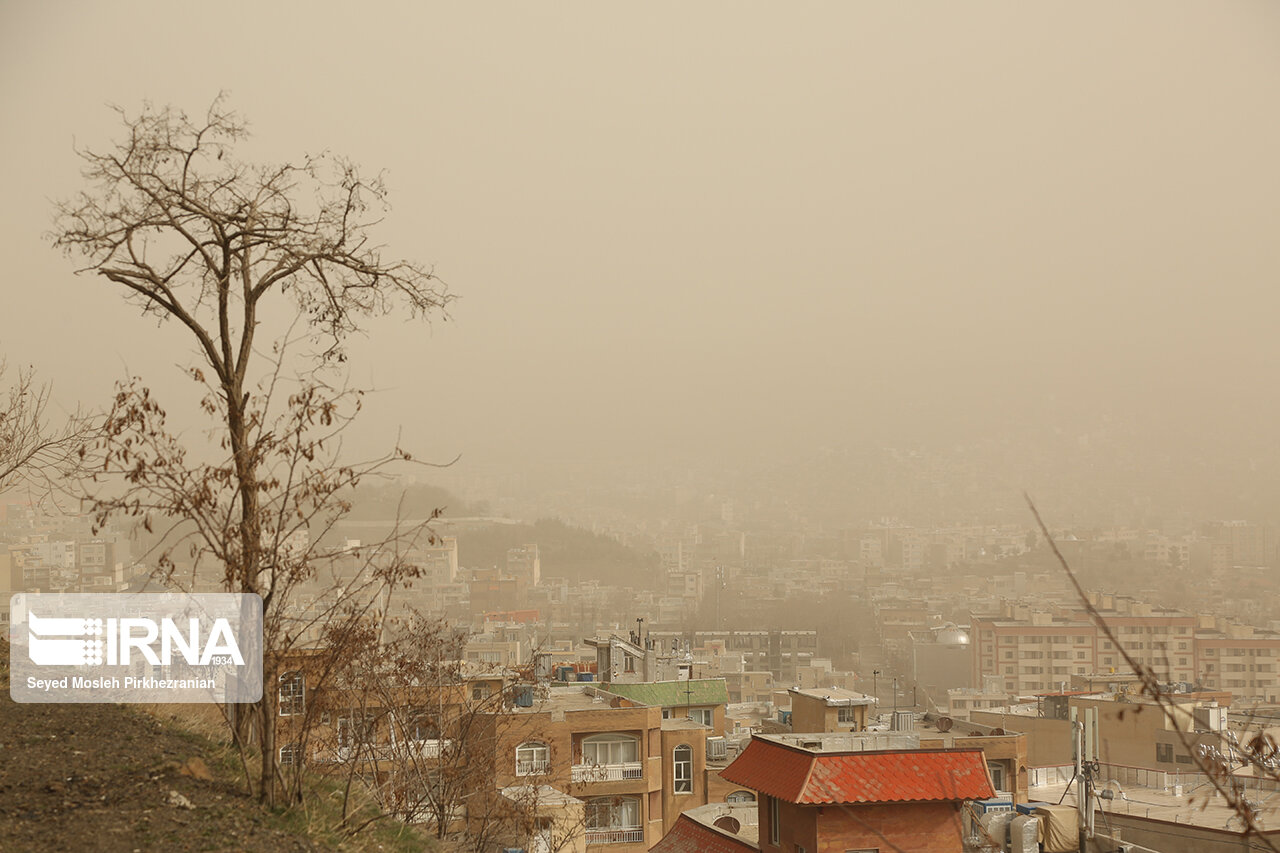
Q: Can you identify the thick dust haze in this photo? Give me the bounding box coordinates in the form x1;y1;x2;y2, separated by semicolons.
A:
2;2;1279;522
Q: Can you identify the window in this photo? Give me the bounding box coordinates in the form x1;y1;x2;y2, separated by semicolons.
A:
471;683;491;701
837;706;858;724
278;671;305;716
407;711;438;743
1156;743;1173;763
987;760;1006;792
516;741;550;776
727;790;756;803
582;733;639;766
585;796;642;844
687;708;713;727
674;744;693;793
279;743;301;767
337;714;374;751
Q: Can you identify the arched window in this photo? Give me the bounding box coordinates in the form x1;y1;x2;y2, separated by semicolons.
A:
673;743;693;793
278;671;305;716
713;816;741;833
726;790;756;804
516;741;550;776
581;733;639;766
586;796;642;844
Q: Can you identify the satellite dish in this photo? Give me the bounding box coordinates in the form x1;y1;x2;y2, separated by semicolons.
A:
937;716;954;732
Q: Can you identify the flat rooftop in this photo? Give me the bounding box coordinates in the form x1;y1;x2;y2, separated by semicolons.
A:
508;685;652;714
683;802;759;845
1032;781;1280;832
789;687;876;706
759;732;920;753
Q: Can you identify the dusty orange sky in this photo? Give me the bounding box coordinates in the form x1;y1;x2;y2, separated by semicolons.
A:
2;2;1278;506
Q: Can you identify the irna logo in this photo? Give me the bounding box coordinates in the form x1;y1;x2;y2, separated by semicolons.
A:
27;610;246;668
11;593;262;704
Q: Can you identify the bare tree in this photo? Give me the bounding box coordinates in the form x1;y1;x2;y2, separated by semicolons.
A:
0;358;92;498
49;96;452;806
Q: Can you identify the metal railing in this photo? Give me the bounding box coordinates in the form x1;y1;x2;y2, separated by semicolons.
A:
585;828;644;844
516;758;551;776
572;761;644;782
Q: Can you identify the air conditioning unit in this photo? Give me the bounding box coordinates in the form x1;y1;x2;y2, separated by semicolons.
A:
707;737;727;760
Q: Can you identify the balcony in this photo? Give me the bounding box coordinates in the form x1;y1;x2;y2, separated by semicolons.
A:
516;758;551;776
406;738;451;759
572;762;644;783
585;828;644;845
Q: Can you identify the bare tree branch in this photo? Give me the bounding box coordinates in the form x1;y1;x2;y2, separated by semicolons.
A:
0;358;95;501
49;97;453;809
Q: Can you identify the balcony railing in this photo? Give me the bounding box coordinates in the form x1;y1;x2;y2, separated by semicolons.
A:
572;762;644;783
517;758;551;776
406;738;451;759
585;828;644;845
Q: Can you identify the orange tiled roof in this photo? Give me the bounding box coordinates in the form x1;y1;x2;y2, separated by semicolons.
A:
720;740;994;805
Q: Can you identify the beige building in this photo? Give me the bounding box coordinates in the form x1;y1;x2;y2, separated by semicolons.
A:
946;675;1011;719
973;690;1227;779
494;684;721;848
507;544;541;587
787;687;876;734
1194;624;1280;702
973;598;1199;696
975;596;1280;701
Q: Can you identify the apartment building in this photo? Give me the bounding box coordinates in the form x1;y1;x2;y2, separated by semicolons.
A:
1194;624;1280;702
506;543;541;587
787;687;875;734
946;675;1012;720
491;685;727;845
972;689;1229;780
971;613;1097;695
972;599;1200;696
278;641;736;850
651;629;819;683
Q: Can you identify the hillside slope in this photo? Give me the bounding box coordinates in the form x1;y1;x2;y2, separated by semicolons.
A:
0;645;429;852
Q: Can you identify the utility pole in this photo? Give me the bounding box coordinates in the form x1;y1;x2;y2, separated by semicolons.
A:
873;669;880;704
1071;706;1097;853
893;677;899;714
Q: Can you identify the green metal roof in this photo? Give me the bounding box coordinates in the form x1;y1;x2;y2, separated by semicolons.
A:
605;679;729;708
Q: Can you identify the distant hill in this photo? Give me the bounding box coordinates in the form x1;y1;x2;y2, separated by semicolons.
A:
344;482;491;522
458;518;661;588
